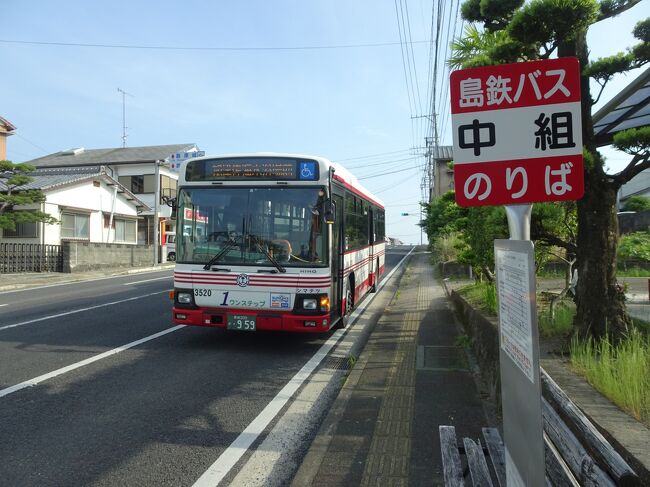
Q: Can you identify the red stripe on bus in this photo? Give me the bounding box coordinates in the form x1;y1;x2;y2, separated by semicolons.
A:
333;174;385;209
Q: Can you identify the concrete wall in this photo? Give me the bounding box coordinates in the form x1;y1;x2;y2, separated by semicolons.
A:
618;210;650;234
61;241;154;273
438;261;472;278
445;284;502;411
433;159;454;198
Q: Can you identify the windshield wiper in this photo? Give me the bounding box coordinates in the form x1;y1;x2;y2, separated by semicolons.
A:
202;234;241;270
250;235;286;273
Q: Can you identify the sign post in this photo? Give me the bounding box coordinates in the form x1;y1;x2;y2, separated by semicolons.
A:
450;57;583;486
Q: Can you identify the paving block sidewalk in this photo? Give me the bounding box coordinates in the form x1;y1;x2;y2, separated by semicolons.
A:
293;250;492;486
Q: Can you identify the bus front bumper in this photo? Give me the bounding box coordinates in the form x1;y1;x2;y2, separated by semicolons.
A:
172;307;333;332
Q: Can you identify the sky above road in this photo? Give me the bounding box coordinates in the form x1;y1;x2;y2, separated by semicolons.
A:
2;1;648;244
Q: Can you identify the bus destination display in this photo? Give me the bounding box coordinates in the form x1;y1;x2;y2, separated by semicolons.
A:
186;158;319;181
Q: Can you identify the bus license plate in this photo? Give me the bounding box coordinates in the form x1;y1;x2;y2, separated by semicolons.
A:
227;314;256;331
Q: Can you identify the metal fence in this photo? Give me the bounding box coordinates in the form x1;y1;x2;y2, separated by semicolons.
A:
0;243;63;273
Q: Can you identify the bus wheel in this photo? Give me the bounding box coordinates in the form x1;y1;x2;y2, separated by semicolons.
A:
345;286;353;315
335;286;353;330
168;252;176;262
370;258;380;293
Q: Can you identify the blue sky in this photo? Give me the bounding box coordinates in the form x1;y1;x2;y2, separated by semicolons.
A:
2;1;648;244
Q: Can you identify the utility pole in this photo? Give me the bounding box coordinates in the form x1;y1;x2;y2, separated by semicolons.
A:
153;160;161;266
117;88;133;148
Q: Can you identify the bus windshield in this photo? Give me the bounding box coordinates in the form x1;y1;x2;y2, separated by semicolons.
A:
176;187;328;267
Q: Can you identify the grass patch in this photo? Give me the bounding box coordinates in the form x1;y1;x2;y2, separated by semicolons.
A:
457;281;650;425
617;267;650;277
538;301;575;338
537;269;566;279
631;317;650;335
455;334;471;348
571;331;650;427
457;282;497;315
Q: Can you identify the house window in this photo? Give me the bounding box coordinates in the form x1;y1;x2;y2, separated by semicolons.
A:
61;212;89;239
115;218;137;243
118;175;155;194
160;175;177;203
3;221;39;238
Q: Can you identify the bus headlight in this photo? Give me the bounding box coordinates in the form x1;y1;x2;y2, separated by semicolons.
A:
319;295;330;312
177;292;193;304
296;293;330;314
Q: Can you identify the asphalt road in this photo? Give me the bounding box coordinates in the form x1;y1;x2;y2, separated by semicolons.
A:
0;247;409;487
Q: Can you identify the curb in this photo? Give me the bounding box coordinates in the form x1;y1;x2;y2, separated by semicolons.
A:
290;251;411;486
290;336;373;486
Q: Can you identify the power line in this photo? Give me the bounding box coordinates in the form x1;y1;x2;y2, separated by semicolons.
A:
332;148;412;163
394;0;415;122
374;173;416;194
361;165;419;181
14;134;50;154
382;195;425;205
402;0;423;116
0;38;430;51
345;156;420;170
438;1;463;145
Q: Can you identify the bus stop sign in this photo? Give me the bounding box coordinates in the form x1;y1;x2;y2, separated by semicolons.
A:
450;57;583;207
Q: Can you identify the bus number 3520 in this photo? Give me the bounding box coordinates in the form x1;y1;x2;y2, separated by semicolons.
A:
194;289;212;297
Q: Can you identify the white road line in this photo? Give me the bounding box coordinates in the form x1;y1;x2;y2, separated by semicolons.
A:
0;290;170;332
0;269;173;294
0;304;8;307
124;276;173;285
192;246;415;487
0;325;186;398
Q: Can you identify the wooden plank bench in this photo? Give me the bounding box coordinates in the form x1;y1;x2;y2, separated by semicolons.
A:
439;369;640;486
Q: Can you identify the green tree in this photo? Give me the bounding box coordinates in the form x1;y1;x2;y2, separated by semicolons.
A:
424;191;468;239
621;194;650;212
618;231;650;261
425;192;578;281
451;0;649;340
0;160;57;231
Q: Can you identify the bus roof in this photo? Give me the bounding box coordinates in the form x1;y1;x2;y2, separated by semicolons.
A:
180;152;385;209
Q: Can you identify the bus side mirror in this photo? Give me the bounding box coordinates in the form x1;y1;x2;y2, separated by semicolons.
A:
162;196;177;210
323;200;336;224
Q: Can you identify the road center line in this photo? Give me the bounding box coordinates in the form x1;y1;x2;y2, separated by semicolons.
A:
0;325;185;398
124;276;173;285
0;290;171;332
192;246;415;487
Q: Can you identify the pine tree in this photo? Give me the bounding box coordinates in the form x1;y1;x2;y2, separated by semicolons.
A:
0;160;57;231
451;0;649;339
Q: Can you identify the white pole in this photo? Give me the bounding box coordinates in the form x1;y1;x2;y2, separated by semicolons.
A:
153;160;160;265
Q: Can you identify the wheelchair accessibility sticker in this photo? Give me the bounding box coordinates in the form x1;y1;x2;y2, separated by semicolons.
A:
298;162;317;180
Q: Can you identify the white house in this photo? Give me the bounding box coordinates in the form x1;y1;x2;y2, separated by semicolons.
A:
0;166;148;245
19;143;200;245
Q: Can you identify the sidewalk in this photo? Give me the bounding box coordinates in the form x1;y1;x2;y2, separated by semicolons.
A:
0;263;175;292
292;249;492;486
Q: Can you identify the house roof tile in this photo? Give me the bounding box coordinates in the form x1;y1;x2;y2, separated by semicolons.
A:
0;166;150;210
23;143;196;167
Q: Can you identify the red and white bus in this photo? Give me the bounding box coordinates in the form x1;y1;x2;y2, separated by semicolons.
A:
170;153;385;332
